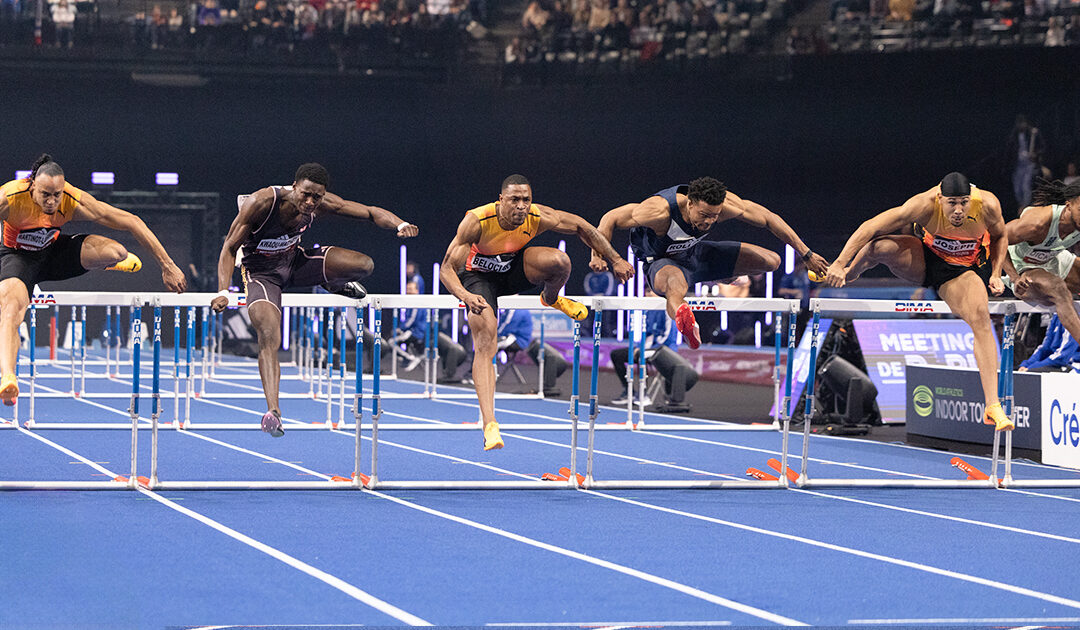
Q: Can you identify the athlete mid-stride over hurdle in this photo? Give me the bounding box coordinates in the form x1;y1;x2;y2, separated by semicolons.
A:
0;154;187;406
211;163;418;438
440;174;633;451
822;172;1014;432
590;177;829;349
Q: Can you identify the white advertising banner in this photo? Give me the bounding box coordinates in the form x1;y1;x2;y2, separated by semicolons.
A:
1040;372;1080;470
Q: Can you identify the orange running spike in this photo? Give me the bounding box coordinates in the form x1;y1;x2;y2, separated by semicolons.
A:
330;476;351;482
746;467;779;481
766;458;800;484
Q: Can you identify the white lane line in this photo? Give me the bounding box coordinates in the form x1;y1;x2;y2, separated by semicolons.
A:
582;490;1080;611
849;617;1080;624
363;488;807;626
135;487;431;625
18;390;431;626
793;489;1080;544
486;621;732;626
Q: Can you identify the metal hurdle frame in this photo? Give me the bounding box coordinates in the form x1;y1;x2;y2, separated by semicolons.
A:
581;296;799;490
363;293;579;490
793;297;1060;489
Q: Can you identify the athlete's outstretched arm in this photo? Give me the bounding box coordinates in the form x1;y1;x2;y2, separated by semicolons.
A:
211;189;274;311
590;198;669;272
728;194;829;275
981;190;1008;296
538;205;634;282
321;193;418;237
824;198;926;287
1006;206;1050;245
439;214;489;314
74;193;187;292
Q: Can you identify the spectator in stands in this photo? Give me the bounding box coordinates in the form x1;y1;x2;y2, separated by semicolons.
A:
521;0;549;36
1046;15;1066;45
588;0;612;32
166;6;184;46
149;4;167;48
51;0;75;48
610;287;678;405
1008;114;1045;212
1019;315;1080;372
888;0;915;20
1063;160;1080;186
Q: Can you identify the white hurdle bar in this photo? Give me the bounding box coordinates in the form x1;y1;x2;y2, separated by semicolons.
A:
581;296;799;490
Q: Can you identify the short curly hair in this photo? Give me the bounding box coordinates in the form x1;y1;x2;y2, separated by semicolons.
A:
687;177;727;206
295;162;329;188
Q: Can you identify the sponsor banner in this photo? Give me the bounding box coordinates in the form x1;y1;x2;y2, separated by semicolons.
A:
780;319;983;423
906;364;1040;450
854;319;985;423
1040;372;1080;470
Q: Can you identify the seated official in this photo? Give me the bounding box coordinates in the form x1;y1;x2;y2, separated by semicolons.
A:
497;308;533;354
392;280;468;381
1020;314;1080;373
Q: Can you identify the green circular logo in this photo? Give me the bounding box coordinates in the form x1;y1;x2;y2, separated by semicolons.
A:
912;385;934;417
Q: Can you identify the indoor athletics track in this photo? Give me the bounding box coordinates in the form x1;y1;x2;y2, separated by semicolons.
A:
4;349;1080;629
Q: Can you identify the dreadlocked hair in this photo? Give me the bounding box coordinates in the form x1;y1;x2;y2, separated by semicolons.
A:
29;154;63;180
1032;177;1080;206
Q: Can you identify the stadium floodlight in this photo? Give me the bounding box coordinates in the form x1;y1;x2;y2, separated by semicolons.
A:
15;170;30;180
91;172;115;186
155;172;179;186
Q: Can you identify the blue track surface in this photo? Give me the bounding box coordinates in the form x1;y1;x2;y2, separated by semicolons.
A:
4;350;1080;628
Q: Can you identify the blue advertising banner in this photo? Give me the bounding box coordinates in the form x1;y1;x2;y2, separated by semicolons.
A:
783;319;993;424
906;364;1040;451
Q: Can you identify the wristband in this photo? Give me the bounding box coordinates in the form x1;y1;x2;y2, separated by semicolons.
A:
216;290;231;299
801;249;814;262
396;221;410;233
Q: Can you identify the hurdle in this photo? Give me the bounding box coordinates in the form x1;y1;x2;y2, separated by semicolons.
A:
581;296;799;490
792;297;1078;488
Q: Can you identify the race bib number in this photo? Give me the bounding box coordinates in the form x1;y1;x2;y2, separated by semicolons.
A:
255;234;301;255
1022;249;1056;265
14;227;60;251
470;252;515;273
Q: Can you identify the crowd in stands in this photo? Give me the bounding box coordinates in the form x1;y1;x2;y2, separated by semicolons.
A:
790;0;1080;53
504;0;794;78
0;0;485;64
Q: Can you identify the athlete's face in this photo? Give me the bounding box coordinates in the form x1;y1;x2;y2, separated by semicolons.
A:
686;198;723;232
31;174;65;215
939;194;971;227
292;179;326;215
498;184;532;227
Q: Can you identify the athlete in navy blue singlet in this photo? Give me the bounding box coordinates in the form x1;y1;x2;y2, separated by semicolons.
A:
591;177;828;348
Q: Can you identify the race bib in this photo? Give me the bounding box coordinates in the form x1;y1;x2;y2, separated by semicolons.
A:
255;234;301;255
469;252;516;273
1022;249;1056;265
14;227;60;251
929;236;979;257
665;235;704;255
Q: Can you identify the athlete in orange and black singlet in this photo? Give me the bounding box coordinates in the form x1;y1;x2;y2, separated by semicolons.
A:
440;174;634;451
823;172;1014;432
210;163;418;438
0;154;187;406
